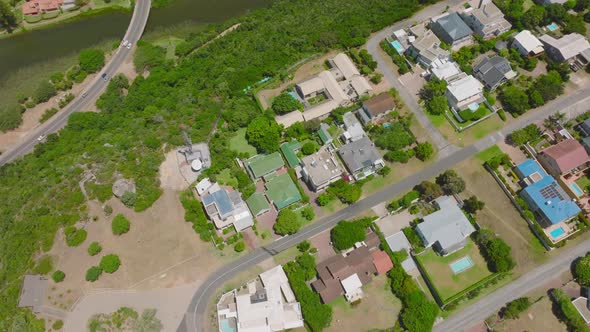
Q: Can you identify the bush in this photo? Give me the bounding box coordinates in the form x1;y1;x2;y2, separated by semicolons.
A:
34;80;57;103
79;48;105;73
301;141;318;155
180;190;213;241
326;179;362;204
297;240;311;252
234;241;246;252
331;218;373;250
272;92;303;114
474;229;515;273
64;226;87;247
40;108;59;123
88;242;102;256
509;124;541;146
574;253;590;286
415;142;434;161
52;270;65;283
99;254;121;274
274;209;301;235
502;297;531;319
317;192;334;206
120;192;136;208
498;109;507;121
86;266;103;282
463;196;485;214
33;256;53;275
385;150;410;163
436;170;465;195
551;288;590;332
134;41;166;72
415;181;443;200
111;214;131;235
300;206;315;221
52;320;64;330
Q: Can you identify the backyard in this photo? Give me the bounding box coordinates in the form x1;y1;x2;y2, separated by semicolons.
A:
416;241;492;303
229;128;257;157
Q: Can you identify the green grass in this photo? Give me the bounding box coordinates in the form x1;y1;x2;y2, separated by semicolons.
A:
229;128;257;157
426;112;446;128
416;242;492;302
576;176;590;192
217;169;238;188
153;36;184;60
475;145;503;162
91;0;131;9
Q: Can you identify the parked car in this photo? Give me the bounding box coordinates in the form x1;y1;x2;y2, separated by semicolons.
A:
37;135;46;141
101;73;108;81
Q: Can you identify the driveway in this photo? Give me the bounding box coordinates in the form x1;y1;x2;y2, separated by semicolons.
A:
375;210;414;237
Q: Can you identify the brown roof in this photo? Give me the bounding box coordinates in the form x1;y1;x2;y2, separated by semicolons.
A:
371;250;394;275
541;139;590;174
362;93;396;118
311;278;343;303
364;230;381;249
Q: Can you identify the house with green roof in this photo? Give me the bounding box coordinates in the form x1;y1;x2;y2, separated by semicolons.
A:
245;152;285;179
280;140;302;168
318;123;333;145
246;192;271;217
265;173;302;210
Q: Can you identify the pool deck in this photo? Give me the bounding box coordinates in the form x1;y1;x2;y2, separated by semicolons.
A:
544;222;575;244
450;256;474;274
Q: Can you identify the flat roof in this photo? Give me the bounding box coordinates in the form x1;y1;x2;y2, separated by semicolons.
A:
446;75;483;101
301;148;343;187
265;173;302;210
246;152;285;179
18;275;48;313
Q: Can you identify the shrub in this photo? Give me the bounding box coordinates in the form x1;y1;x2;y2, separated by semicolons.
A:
300;206;315;221
415;142;434;161
463;196;485;214
52;320;64;330
498;109;507;121
133;41;166;72
111;214;131;235
297;240;311;252
234;241;246;252
502;297;531;319
385;150;410;163
574;253;590;286
120;192;136;207
317;192;334;206
40;108;59;123
88;242;102;256
34;80;57;103
551;288;590;332
99;254;121;273
33;256;53;275
301;141;318;155
436;170;465;194
509;124;541;146
64;226;87;247
474;229;515;273
79;48;105;73
86;266;103;282
331;218;373;250
326;180;362;204
272;92;303;114
274;209;301;235
52;270;65;283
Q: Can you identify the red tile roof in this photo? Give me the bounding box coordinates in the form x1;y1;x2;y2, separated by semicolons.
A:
371;250;393;275
541;139;590;174
21;0;62;15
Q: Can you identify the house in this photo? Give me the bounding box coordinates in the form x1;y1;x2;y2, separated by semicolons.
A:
202;184;254;231
537;139;590;178
385;231;418;274
406;27;451;68
579;118;590;137
444;75;485;110
341;111;367;143
300;148;344;191
310;245;392;303
515;159;581;226
196;178;213;196
430;12;474;50
572;289;590;325
357;93;396;125
280;140;302;168
265;173;302;210
582;137;590;155
415;196;476;256
461;0;511;39
22;0;63;15
18;275;48;313
473;56;516;90
245;153;285;180
539;33;590;71
216;265;304;332
246;192;271;217
331;53;361;80
318;123;333;146
512;30;544;57
337;137;385;180
429;60;466;83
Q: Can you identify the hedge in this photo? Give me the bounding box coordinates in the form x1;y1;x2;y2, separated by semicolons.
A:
550;288;590;332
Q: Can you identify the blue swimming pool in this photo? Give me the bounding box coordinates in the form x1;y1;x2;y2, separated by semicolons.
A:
288;91;298;100
450;256;474;274
550;227;566;239
383;122;392;128
468;102;479;111
220;319;236;332
390;40;405;54
570;182;583;196
547;22;559;31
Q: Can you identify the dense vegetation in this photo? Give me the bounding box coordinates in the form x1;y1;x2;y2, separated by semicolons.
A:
550;288;590;332
330;218;374;251
501;297;531;319
111;214;131;235
574;253;590;286
273;209;301;235
473;229;515;273
0;0;434;328
509;124;541;146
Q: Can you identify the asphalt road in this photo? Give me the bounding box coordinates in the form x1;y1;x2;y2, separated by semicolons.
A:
178;78;590;331
0;0;151;167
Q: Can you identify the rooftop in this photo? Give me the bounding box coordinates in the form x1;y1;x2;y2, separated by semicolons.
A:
318;123;333;145
540;139;590;174
18;275;48;313
342;112;366;142
432;12;473;43
246;152;285;179
513;30;544;54
280;140;302;168
332;53;361;80
539;33;590;60
265;173;302;210
416;196;476;251
246;192;270;217
301;148;343;187
362;93;396;118
430;60;464;82
385;231;417;273
446;75;483;101
371;250;394;275
473;55;516;88
337;137;383;173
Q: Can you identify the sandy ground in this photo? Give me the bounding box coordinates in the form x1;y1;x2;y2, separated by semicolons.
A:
159;149;191;191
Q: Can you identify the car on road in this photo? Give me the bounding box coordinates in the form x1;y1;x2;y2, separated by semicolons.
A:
122;40;129;47
37;135;46;141
126;41;132;49
82;92;88;98
101;73;108;81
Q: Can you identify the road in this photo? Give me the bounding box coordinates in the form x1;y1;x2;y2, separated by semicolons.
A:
178;75;590;331
0;0;151;167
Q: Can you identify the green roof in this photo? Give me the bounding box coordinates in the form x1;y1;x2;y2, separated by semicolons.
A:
246;152;285;179
318;123;332;145
280;140;302;168
265;173;302;210
246;192;270;216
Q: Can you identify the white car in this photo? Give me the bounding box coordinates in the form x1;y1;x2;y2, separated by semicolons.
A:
37;135;46;141
122;40;129;47
126;41;132;49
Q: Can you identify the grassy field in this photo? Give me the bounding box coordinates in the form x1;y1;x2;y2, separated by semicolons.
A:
576;176;590;191
416;242;492;301
427;111;507;147
217;169;238;188
229;128;257;157
475;145;504;162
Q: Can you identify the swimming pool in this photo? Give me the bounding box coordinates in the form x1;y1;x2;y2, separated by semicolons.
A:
468;102;479;111
547;22;559;31
390;40;405;54
220;319;236;332
288;91;298;100
383;122;392;129
449;256;474;274
570;182;584;196
550;227;566;239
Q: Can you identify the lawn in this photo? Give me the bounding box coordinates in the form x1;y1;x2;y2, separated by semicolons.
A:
416;241;492;302
217;169;238;188
475;145;503;162
576;176;590;192
153;36;184;60
426;110;505;147
229;128;257;157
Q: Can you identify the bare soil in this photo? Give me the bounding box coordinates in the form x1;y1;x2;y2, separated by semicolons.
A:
159;149;191;191
493;296;566;332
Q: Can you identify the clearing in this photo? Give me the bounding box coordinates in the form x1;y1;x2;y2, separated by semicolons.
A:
229;128;257;157
492;296;566;332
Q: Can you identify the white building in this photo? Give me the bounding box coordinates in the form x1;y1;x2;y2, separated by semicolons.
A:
512;30;544;57
444;75;485;110
461;0;512;39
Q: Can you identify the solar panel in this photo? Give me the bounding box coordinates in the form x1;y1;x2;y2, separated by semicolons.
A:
539;183;564;200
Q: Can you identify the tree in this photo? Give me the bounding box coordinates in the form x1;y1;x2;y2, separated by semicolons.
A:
272;92;303;114
79;49;105;73
64;226;87;247
317;192;333;206
464;195;485;214
234;241;246;252
500;86;530;115
0;1;18;32
502;297;531;319
297;240;311;252
246;116;281;153
300;206;315;221
86;266;103;282
134;309;163;332
415;142;434;161
534;70;564;103
274;209;301;235
326;179;361;204
88;242;102;256
415;181;443;200
474;229;515;273
112;214;131;235
51;270;65;283
574;253;590;286
99;254;121;273
34;80;57;104
301;141;318;155
427;95;449;115
522;5;546;30
134;42;166;72
420;78;447;102
436;170;465;194
331;219;371;250
509;124;542;145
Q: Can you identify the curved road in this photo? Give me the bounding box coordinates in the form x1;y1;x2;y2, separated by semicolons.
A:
0;0;151;167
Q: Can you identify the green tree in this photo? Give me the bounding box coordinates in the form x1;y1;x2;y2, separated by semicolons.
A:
246;116;281;153
574;253;590;286
436;170;465;194
300;206;315;221
415;142;434;161
415;181;443;200
427;95;449;115
534;70;563;103
99;254;121;273
301;141;318;155
331;219;372;250
509;124;541;145
52;320;64;330
317;192;333;206
79;49;105;73
234;241;246;252
297;240;311;252
274;209;301;235
327;179;361;204
522;5;546;30
502;297;531;319
112;214;131;235
51;270;65;283
88;242;102;256
500;86;530;115
272;92;304;114
34;80;57;104
86;266;103;282
0;1;18;32
464;195;485;214
134;41;167;72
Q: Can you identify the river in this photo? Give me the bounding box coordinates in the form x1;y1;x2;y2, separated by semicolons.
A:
0;0;271;81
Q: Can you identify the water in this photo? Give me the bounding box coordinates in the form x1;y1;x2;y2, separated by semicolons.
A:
390;40;404;54
550;227;566;239
449;256;474;274
547;22;559;32
570;182;583;196
0;0;271;81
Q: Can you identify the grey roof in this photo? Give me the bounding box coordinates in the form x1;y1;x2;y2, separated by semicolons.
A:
432;12;473;44
474;56;514;88
415;196;476;251
337;137;382;173
203;189;234;219
582;137;590;149
385;232;417;273
18;275;48;313
540;33;590;61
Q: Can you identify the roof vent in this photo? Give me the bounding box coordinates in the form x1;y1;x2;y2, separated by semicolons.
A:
546;200;552;205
